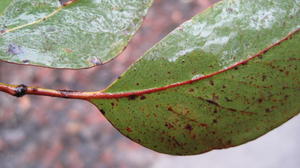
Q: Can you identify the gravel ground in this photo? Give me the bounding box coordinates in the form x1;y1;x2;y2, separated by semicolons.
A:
1;0;300;168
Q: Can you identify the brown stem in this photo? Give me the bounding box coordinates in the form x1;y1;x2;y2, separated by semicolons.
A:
0;82;97;99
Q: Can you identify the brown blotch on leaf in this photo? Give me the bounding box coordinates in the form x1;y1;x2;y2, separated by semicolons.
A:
262;75;267;81
265;108;271;113
165;122;174;129
225;97;233;102
8;44;23;55
127;95;137;100
189;88;194;92
140;95;146;100
206;99;219;106
198;123;208;128
167;107;175;112
126;127;132;132
209;80;215;86
64;48;73;53
185;124;193;131
22;60;30;64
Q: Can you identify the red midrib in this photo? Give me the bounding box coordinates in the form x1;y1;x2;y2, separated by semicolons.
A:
10;28;297;100
85;28;299;99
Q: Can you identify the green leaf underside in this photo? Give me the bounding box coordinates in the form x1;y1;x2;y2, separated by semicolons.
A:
91;0;300;155
0;0;12;15
0;0;153;68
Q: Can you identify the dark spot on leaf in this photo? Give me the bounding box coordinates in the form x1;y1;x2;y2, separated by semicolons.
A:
185;124;193;131
209;80;214;86
265;108;271;113
167;107;174;112
140;95;146;100
126;127;132;132
225;97;233;102
111;103;115;106
284;95;289;100
198;123;208;128
262;75;267;81
234;66;239;70
226;8;234;12
206;99;219;106
14;84;27;97
213;119;218;124
22;60;30;64
165;122;174;129
189;88;194;92
7;44;23;55
128;95;137;100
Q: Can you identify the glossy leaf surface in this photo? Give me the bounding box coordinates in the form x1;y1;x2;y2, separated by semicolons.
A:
0;0;153;68
91;0;300;155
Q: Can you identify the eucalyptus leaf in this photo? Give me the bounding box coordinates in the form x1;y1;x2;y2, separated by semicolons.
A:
0;0;153;68
91;0;300;155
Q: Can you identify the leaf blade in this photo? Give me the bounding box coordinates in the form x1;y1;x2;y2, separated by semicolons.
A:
91;0;300;155
0;0;153;68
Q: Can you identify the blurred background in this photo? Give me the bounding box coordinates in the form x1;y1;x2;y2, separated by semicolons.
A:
0;0;300;167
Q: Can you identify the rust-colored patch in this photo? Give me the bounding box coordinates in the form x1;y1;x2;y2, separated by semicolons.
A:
198;123;208;128
126;127;132;132
185;124;193;131
64;48;73;53
167;107;174;112
189;88;194;92
165;122;174;129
